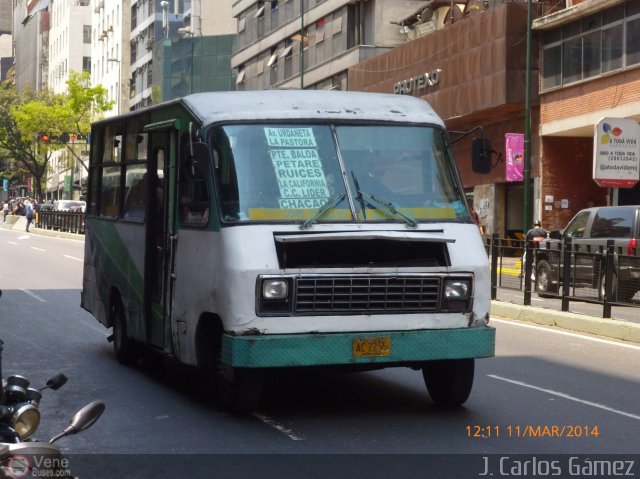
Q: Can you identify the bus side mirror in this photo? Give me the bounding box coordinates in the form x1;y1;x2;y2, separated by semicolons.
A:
471;137;492;174
185;142;211;180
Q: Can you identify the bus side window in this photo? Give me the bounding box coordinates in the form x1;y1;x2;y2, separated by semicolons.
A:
123;168;147;221
179;140;211;227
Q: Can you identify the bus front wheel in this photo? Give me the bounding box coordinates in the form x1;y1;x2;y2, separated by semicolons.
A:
217;364;265;414
111;296;138;366
422;359;474;406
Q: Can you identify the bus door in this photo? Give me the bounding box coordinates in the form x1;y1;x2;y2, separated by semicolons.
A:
144;124;178;352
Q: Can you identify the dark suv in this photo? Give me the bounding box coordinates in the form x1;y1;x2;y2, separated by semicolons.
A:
535;205;640;301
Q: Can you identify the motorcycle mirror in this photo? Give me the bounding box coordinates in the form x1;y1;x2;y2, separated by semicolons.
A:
49;401;105;444
42;373;68;392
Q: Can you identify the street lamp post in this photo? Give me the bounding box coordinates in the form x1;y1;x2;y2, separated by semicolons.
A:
300;0;304;89
107;58;121;114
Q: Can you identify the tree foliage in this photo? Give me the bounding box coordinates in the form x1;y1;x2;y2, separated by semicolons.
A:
0;71;113;198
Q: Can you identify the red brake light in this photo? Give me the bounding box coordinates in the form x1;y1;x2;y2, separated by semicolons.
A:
628;238;637;256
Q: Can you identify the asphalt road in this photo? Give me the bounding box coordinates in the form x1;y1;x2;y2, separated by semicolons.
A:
1;227;639;478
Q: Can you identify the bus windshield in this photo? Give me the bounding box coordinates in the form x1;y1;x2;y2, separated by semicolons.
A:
212;123;468;224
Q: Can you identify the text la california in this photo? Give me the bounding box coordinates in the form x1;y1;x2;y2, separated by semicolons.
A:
479;456;637;477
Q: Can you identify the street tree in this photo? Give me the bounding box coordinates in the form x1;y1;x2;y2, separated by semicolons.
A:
0;83;45;196
1;71;113;199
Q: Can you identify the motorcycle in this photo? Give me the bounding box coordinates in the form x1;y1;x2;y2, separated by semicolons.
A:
0;289;106;478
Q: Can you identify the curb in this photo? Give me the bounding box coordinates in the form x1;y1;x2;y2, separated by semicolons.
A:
2;216;84;241
491;301;640;344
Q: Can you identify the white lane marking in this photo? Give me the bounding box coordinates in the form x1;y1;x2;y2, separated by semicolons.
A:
30;246;46;252
20;289;47;303
253;412;305;441
62;255;83;262
491;317;640;351
17;235;30;240
489;374;640;421
8;241;18;245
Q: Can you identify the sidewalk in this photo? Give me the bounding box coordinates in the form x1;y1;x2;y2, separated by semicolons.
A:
1;215;84;241
491;300;640;344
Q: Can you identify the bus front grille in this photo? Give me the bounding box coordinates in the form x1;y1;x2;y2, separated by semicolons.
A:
294;276;441;313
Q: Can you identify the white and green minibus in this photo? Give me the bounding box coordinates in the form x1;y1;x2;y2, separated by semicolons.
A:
81;90;495;412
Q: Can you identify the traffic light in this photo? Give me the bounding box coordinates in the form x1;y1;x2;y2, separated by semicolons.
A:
60;132;70;143
38;132;50;142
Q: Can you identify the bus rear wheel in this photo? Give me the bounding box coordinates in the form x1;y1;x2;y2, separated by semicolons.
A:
111;296;138;366
422;359;474;406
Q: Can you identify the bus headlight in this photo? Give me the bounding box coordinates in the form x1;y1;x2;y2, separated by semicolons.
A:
445;280;469;299
12;403;41;440
443;279;471;311
257;277;292;315
263;279;288;299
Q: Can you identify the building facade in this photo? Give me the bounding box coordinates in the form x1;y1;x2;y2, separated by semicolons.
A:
45;0;92;201
151;0;237;103
348;0;541;236
91;0;130;117
534;0;640;231
128;0;191;110
12;0;49;90
230;0;432;91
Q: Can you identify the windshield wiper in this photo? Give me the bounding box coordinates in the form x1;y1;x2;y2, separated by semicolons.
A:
351;171;367;220
359;192;418;228
299;193;346;230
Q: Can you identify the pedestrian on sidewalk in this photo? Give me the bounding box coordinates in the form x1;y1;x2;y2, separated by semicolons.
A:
24;198;34;232
2;200;8;222
520;220;547;279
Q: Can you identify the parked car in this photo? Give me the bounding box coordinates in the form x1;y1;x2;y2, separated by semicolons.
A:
35;203;55;212
535;205;640;301
53;200;86;212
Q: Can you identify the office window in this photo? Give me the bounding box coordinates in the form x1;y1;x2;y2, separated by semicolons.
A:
83;25;91;44
542;45;561;90
236;68;246;85
316;18;325;43
334;16;343;33
582;30;601;78
562;37;582;84
602;23;623;72
626;17;640;66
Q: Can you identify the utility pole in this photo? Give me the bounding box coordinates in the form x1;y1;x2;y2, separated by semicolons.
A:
300;0;304;89
523;0;533;233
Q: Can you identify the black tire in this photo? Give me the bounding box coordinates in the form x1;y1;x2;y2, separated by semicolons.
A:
422;359;474;406
217;364;265;414
198;320;264;413
536;260;557;297
608;278;638;302
111;296;138;366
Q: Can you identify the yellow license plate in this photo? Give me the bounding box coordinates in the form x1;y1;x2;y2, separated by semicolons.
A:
352;337;391;358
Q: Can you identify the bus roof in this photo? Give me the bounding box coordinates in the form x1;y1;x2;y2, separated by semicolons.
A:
180;90;444;127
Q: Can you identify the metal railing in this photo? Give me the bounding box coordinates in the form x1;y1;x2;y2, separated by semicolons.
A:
35;211;85;235
485;234;640;318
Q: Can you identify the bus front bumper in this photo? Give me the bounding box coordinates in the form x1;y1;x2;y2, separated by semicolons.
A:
221;327;495;368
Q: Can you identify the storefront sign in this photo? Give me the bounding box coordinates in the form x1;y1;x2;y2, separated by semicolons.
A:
393;69;441;95
593;117;640;188
505;133;524;182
